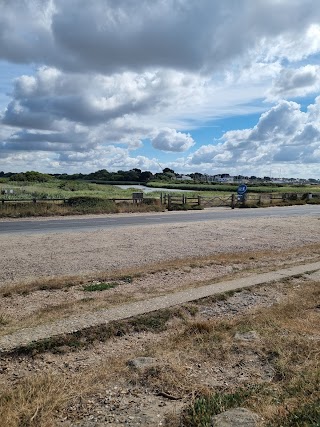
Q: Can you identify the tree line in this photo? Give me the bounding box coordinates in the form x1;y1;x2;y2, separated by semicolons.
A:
0;168;178;183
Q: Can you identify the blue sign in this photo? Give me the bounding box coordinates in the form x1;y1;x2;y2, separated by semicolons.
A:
237;184;247;195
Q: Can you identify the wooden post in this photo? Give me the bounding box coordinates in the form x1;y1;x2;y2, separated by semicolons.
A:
168;194;172;210
160;192;163;205
231;194;235;209
198;195;201;207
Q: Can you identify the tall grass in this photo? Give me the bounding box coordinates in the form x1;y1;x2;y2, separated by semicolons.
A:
0;374;80;427
0;196;163;217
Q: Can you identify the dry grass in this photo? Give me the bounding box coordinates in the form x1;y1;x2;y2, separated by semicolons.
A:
0;313;10;325
0;279;319;426
0;198;163;218
0;373;81;427
175;282;320;426
2;243;320;297
1;243;320;336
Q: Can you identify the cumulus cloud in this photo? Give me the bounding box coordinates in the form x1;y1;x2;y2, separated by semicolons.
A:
151;128;195;152
190;98;320;167
1;1;320;176
2;143;160;174
269;65;320;99
1;1;320;73
0;66;202;158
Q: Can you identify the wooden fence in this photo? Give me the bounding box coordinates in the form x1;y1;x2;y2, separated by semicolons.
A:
0;197;154;205
235;192;320;207
1;192;319;209
160;192;320;209
1;198;67;204
161;194;201;209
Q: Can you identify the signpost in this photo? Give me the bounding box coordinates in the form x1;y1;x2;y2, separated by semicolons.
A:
237;184;247;195
231;184;248;209
236;184;247;206
132;192;144;203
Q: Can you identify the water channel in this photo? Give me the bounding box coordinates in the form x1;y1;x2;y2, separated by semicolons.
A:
115;184;194;193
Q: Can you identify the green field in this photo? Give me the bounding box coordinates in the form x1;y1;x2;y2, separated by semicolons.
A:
2;179;319;201
146;181;320;194
0;179;319;218
0;179;230;200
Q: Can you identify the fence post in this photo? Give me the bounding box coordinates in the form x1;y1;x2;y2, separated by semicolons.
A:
231;194;235;209
160;192;163;205
168;194;171;210
198;195;201;207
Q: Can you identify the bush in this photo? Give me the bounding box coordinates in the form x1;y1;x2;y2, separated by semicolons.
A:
66;197;118;213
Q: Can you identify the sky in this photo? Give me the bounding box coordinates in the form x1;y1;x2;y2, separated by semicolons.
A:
0;0;320;178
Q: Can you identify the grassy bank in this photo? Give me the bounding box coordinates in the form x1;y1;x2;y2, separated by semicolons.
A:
0;196;163;218
0;277;318;426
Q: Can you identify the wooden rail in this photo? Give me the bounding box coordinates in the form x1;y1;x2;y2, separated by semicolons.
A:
1;198;67;204
1;192;319;209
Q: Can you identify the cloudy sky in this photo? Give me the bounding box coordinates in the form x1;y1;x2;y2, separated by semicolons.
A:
1;0;320;178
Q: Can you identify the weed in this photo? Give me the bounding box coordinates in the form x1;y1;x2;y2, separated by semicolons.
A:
0;314;10;326
82;282;119;292
120;276;133;283
269;400;320;426
9;308;185;356
182;304;199;316
130;309;178;333
182;388;254;426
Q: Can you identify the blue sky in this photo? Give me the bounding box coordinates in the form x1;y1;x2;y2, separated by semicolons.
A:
0;1;320;178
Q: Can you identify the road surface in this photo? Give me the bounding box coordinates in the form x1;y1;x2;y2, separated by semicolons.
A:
0;205;319;235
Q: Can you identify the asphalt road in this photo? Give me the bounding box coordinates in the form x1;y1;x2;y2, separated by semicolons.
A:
0;205;319;235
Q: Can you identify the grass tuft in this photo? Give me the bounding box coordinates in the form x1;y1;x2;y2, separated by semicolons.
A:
82;282;119;292
181;388;256;426
0;314;10;326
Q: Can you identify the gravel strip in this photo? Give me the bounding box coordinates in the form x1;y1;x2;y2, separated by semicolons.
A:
1;214;320;285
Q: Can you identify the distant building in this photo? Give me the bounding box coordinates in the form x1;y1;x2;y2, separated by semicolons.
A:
176;174;193;181
213;174;235;183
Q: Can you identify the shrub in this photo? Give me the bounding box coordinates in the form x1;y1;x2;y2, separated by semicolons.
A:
82;282;119;292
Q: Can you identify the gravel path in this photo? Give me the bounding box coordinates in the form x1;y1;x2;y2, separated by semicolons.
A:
1;213;320;285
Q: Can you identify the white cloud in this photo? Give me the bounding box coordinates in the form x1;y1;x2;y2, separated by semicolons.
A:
269;65;320;99
151;128;195;152
1;1;320;73
189;98;320;171
1;1;320;177
2;144;160;174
